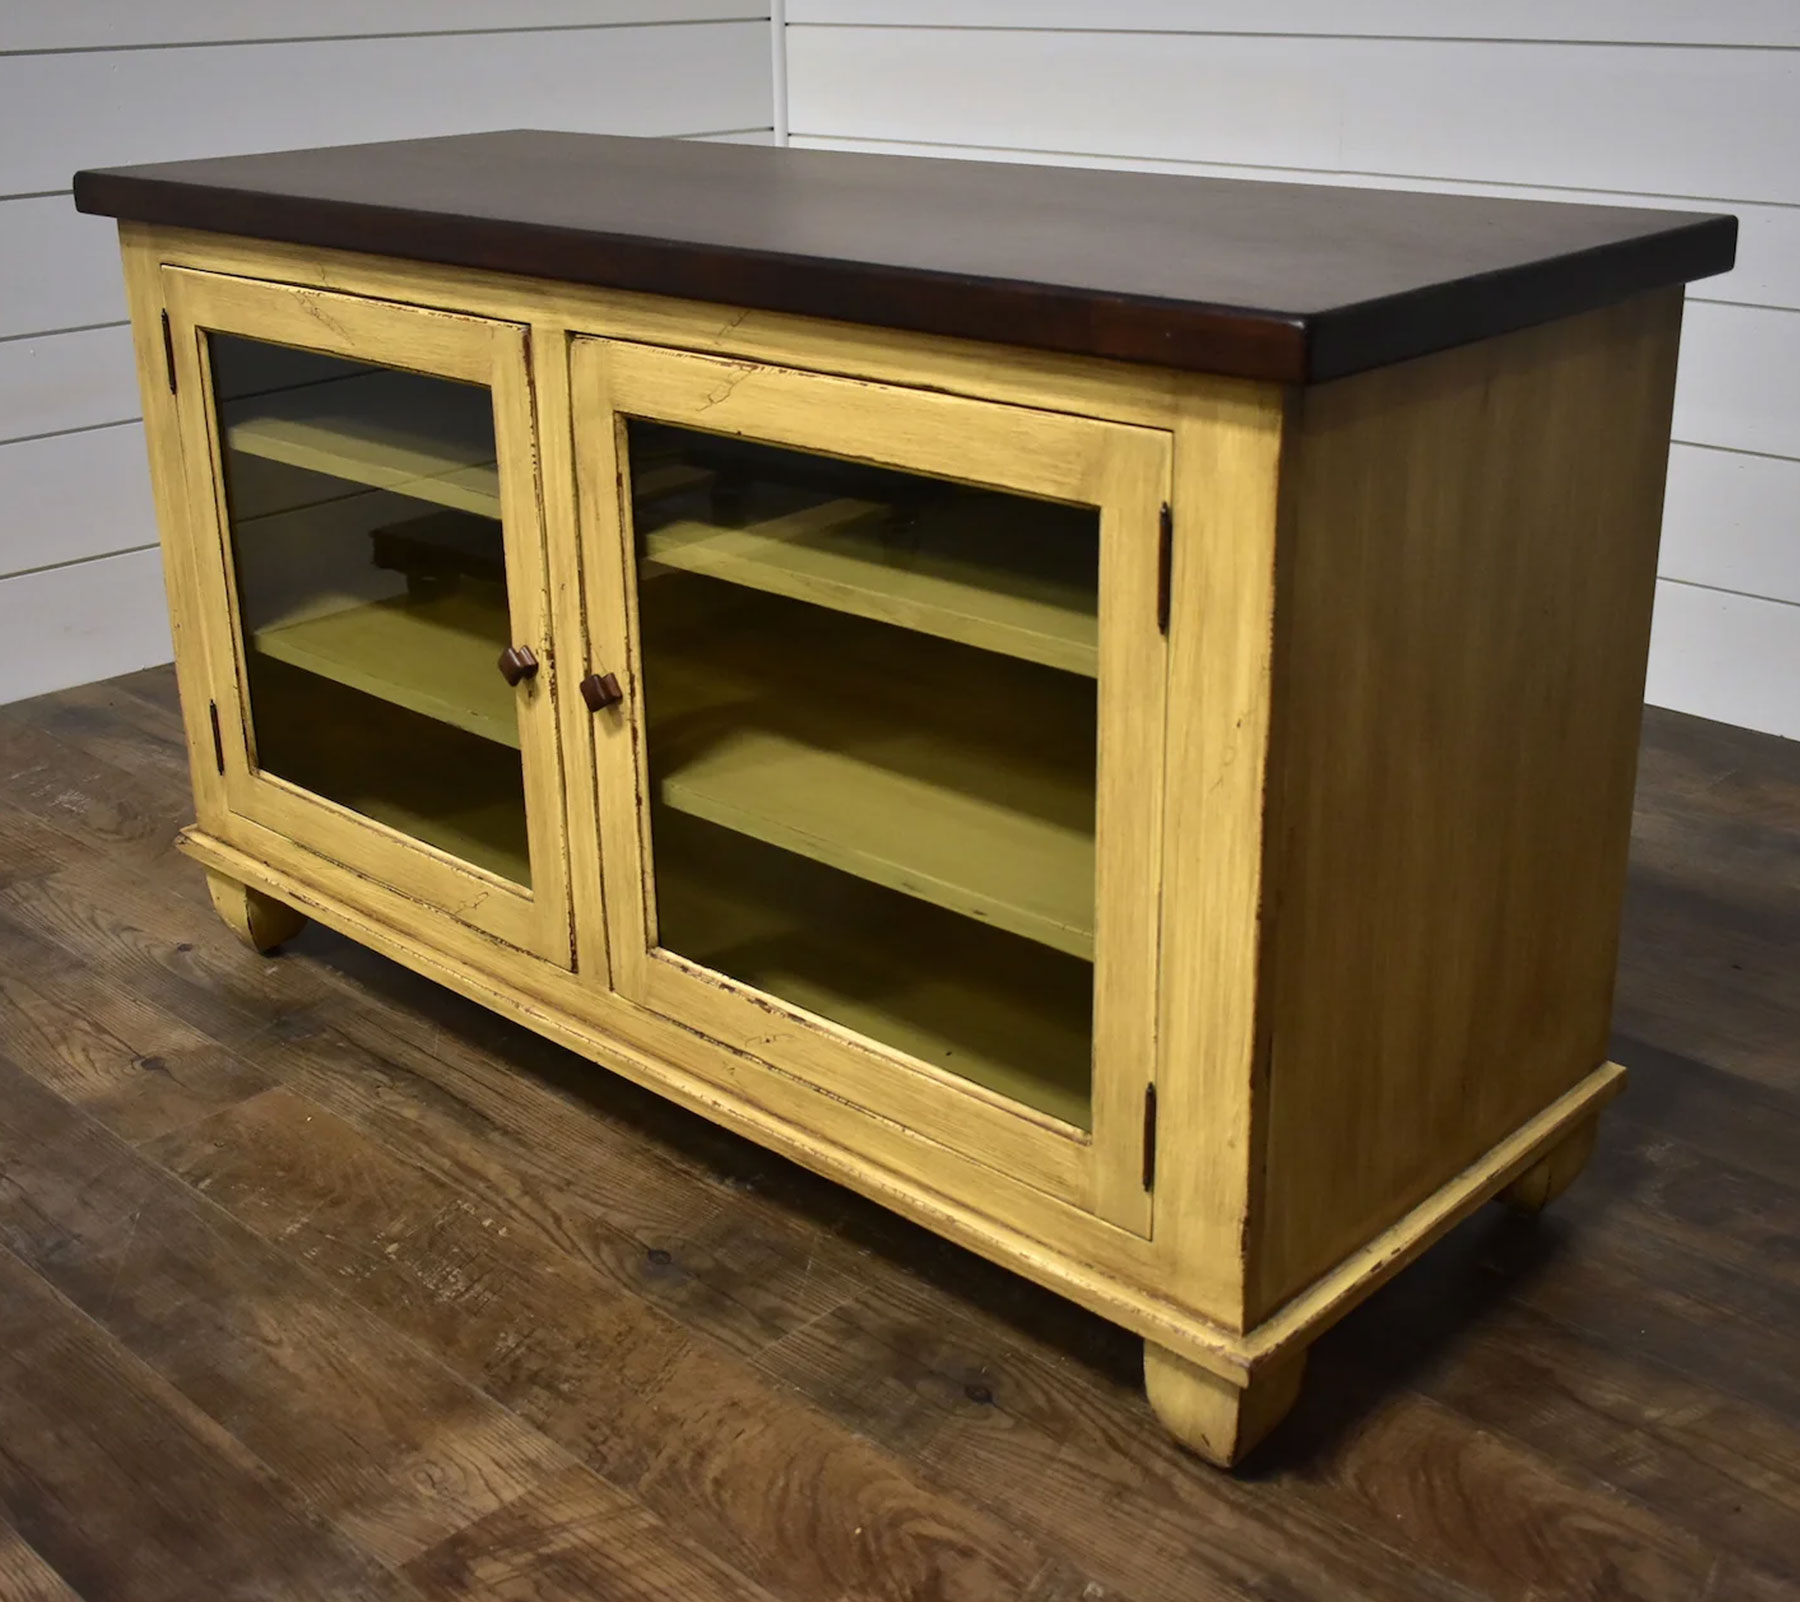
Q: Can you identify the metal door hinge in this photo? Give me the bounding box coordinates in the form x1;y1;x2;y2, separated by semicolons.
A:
207;700;225;775
160;309;178;394
1141;1083;1158;1191
1156;503;1172;634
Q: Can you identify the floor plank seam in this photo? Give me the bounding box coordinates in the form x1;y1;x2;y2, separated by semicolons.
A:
0;1067;610;1594
4;672;1798;1602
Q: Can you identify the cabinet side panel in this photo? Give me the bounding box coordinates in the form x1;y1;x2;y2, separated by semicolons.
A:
1250;291;1683;1319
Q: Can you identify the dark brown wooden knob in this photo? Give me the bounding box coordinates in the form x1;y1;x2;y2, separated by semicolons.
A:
497;645;539;686
580;671;624;712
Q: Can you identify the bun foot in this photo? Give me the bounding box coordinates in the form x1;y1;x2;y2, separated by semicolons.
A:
1144;1342;1305;1467
1501;1112;1599;1214
205;869;306;953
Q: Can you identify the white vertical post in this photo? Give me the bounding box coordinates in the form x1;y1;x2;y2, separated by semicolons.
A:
770;0;789;144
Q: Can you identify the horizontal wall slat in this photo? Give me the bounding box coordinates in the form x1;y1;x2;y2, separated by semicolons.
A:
787;22;1796;737
1672;300;1800;460
0;196;125;338
0;546;170;705
3;11;772;708
1645;581;1800;740
2;21;772;194
0;132;775;345
788;133;1797;313
0;326;138;441
2;3;765;53
786;28;1800;204
786;3;1800;47
1662;445;1800;608
0;425;155;579
0;130;778;448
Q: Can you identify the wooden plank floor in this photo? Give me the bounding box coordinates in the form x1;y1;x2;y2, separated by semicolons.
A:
1;665;1797;1602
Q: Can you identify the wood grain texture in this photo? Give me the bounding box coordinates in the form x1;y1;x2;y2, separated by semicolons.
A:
114;807;1186;1332
0;664;1797;1599
73;131;1734;383
165;804;1637;1402
0;962;267;1144
0;704;190;875
0;1245;419;1602
400;1465;783;1602
1615;708;1800;1093
144;1086;1081;1602
3;669;1800;1598
0;1056;573;1571
1249;291;1686;1319
0;1519;80;1602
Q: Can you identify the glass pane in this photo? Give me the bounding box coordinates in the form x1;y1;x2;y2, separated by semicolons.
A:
629;419;1100;1127
209;332;530;886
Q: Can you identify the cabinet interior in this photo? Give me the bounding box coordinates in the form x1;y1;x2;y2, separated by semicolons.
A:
209;332;1108;1125
627;420;1103;1125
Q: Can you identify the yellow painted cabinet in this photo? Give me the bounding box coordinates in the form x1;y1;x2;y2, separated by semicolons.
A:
161;273;1175;1239
160;269;573;963
570;339;1174;1234
114;139;1712;1464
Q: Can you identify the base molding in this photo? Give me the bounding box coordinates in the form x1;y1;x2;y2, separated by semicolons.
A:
1241;1063;1622;1371
175;826;1622;1392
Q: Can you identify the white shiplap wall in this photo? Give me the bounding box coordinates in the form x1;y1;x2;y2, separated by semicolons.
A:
783;2;1800;739
0;2;773;705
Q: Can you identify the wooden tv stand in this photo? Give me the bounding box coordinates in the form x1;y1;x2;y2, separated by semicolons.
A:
76;132;1734;1465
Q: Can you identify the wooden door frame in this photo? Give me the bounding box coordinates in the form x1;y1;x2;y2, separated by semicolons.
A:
571;336;1171;1234
161;266;572;964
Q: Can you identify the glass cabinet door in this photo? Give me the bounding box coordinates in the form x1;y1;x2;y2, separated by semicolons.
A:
162;269;568;962
575;341;1171;1231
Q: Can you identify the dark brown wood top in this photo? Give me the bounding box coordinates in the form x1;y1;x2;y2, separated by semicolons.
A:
74;129;1736;383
